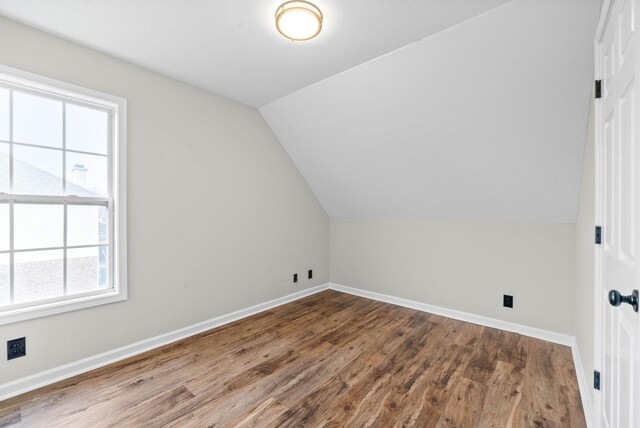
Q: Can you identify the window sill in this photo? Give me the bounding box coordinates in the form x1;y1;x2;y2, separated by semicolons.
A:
0;289;127;325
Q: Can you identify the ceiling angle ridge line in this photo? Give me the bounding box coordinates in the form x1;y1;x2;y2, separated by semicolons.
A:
258;0;519;109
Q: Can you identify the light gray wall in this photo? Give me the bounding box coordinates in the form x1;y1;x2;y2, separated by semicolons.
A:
575;93;596;401
330;219;576;334
0;16;329;384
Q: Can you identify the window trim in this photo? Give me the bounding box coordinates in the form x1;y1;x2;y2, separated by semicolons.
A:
0;64;127;325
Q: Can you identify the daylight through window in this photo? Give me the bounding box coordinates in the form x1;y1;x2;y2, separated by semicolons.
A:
0;67;126;323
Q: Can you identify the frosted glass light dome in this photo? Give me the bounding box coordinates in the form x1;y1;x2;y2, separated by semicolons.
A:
275;1;323;41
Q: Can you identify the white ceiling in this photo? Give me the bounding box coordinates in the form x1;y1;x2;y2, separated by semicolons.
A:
261;0;601;222
0;0;601;222
0;0;510;107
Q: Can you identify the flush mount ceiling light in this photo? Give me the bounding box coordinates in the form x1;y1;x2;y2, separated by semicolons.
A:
275;1;323;41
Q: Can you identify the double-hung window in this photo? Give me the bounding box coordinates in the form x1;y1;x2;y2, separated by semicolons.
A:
0;65;127;324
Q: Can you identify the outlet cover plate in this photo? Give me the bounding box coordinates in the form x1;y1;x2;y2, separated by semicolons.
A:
7;337;26;360
503;295;514;308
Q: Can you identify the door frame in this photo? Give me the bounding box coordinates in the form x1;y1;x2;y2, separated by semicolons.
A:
593;0;609;426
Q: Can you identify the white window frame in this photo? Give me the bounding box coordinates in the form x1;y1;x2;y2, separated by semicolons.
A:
0;64;127;325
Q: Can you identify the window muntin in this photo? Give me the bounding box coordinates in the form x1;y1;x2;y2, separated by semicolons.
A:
0;67;126;323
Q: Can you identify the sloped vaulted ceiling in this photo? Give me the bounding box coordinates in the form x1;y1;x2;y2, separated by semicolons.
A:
261;0;601;222
0;0;601;222
0;0;511;107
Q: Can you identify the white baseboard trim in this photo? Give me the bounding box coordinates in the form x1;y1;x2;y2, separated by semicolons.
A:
0;283;330;401
571;343;594;428
328;283;575;346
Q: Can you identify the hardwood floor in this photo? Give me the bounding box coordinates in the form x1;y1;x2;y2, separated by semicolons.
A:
0;290;585;427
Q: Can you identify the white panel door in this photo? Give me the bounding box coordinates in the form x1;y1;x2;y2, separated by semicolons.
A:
596;0;640;427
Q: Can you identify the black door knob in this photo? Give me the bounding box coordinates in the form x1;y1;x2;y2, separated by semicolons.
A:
608;289;639;312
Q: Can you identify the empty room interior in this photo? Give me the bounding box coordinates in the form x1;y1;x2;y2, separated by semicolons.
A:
0;0;638;426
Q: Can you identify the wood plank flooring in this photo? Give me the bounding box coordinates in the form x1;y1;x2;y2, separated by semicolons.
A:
0;290;585;427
